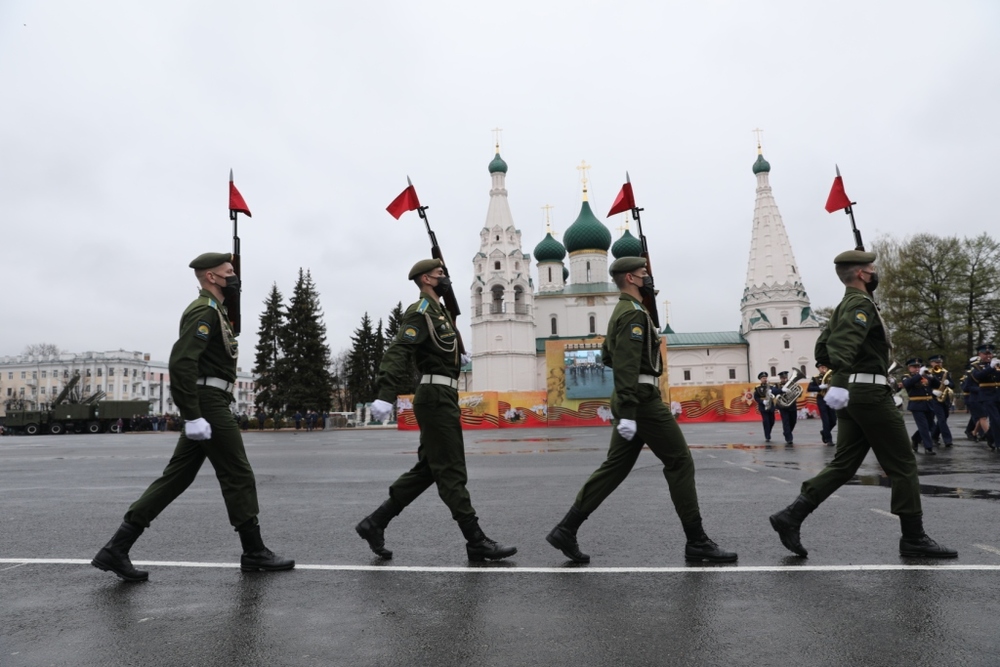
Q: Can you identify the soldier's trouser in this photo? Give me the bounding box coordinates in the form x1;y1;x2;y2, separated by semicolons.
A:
818;400;837;442
124;387;259;529
388;384;476;522
779;406;797;442
910;409;935;450
982;399;1000;438
929;400;952;444
575;384;700;524
759;410;775;440
801;384;922;516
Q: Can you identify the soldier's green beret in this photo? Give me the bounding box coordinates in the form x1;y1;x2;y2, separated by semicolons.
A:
408;258;443;280
833;249;877;265
189;252;233;270
609;256;647;275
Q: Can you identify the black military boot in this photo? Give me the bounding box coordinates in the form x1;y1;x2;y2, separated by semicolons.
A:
459;517;517;561
545;506;590;563
355;498;402;560
91;521;149;582
769;494;817;557
899;514;958;558
238;524;295;572
682;519;738;563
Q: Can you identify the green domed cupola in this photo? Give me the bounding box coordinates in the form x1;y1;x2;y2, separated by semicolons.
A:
563;201;611;253
533;232;566;262
489;151;508;174
611;229;642;259
752;152;770;174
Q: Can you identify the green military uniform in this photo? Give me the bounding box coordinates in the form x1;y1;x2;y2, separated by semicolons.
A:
376;292;475;521
769;249;955;558
802;284;921;514
124;286;260;529
573;292;700;522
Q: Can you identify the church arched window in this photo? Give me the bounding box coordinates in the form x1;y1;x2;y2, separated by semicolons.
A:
586;261;591;282
770;366;776;376
547;267;552;282
550;317;558;336
494;261;501;270
783;340;790;349
589;315;596;334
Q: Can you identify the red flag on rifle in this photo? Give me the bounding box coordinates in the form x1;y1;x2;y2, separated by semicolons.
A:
229;169;252;217
824;166;852;213
607;178;636;217
386;178;421;219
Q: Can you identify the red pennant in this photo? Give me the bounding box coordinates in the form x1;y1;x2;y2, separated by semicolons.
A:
825;176;852;213
229;178;252;217
386;184;421;219
607;181;636;217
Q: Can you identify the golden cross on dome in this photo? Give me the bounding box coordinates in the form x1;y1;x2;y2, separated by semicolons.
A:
752;127;764;153
616;214;630;236
492;126;503;151
541;204;557;236
577;159;591;200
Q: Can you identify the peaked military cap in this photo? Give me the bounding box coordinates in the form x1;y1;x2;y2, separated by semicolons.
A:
778;370;789;377
189;252;233;269
977;343;995;353
609;256;647;275
833;249;877;265
757;371;768;379
815;361;828;368
906;357;923;366
928;354;944;362
408;258;444;280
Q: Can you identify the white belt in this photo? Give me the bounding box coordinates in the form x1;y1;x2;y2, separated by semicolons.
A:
848;373;889;385
197;376;235;393
638;374;659;386
420;374;458;389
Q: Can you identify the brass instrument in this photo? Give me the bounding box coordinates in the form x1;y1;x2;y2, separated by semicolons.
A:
761;388;774;411
774;369;805;409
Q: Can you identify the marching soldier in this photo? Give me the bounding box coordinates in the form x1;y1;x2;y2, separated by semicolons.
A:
356;259;516;561
808;362;837;445
753;371;777;442
92;252;294;581
970;343;1000;450
902;358;939;455
769;249;956;558
775;370;798;445
545;256;737;564
926;354;954;447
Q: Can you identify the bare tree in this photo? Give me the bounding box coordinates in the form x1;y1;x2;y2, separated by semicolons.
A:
23;343;61;358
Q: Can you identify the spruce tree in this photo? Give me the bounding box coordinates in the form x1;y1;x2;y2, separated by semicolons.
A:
277;268;334;413
253;283;286;415
383;301;419;394
346;313;377;407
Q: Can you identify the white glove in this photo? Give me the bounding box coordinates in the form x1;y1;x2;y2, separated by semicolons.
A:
819;383;829;390
932;389;943;397
992;357;1000;369
617;418;637;441
370;399;394;421
919;366;929;374
184;418;212;441
461;353;472;365
824;386;849;410
944;379;951;386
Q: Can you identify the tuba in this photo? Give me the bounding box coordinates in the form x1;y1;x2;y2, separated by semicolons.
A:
774;369;805;409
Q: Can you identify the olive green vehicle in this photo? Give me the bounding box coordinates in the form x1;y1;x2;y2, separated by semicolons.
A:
3;373;149;435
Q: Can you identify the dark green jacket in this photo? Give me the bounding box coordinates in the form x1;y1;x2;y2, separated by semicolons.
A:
602;293;662;420
376;293;459;402
814;287;890;390
168;289;238;420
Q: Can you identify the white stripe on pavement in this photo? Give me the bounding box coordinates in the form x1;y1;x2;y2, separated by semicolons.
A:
870;509;896;519
1;558;996;573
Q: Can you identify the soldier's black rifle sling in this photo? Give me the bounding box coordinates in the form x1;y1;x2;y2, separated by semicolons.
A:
417;205;467;355
230;208;242;336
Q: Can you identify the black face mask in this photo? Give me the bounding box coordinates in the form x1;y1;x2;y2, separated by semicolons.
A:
639;275;655;299
432;275;452;298
221;275;241;302
864;271;879;295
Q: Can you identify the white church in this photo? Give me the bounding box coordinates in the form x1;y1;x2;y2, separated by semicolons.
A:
466;142;823;392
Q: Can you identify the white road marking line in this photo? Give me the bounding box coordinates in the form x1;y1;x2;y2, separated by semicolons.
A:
871;509;896;519
724;460;736;465
974;544;1000;557
768;476;790;484
0;562;27;572
830;494;842;499
2;558;999;573
741;467;758;473
706;454;717;458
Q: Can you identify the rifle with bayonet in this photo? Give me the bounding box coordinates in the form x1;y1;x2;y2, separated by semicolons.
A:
608;172;660;328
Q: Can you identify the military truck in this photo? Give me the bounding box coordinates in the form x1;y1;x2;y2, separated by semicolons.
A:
3;373;150;435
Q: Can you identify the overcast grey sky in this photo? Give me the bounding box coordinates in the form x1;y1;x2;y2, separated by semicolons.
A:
2;1;997;365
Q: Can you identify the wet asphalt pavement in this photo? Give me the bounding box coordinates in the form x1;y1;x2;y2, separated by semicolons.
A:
3;417;1000;666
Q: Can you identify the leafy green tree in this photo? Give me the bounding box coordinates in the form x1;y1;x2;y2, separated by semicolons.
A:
253;283;286;415
277;269;334;413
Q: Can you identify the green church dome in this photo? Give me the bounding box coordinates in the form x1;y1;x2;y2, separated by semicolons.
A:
563;201;611;253
611;229;642;258
752;153;771;174
489;152;508;174
533;232;566;262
